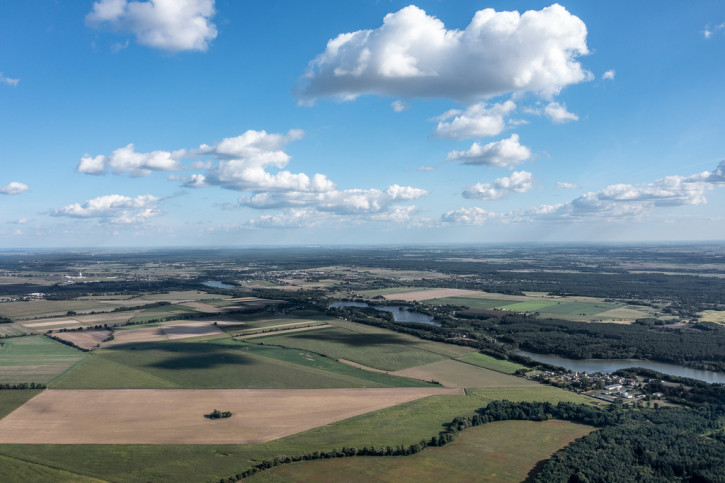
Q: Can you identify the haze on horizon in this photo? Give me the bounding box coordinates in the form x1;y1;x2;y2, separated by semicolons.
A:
1;1;724;248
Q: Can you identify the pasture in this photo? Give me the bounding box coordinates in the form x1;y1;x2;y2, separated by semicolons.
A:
0;390;42;419
253;326;449;371
0;323;34;338
497;300;559;312
391;359;536;388
52;336;432;389
455;352;527;374
129;304;202;323
0;388;462;444
700;310;725;324
250;420;595;482
0;336;87;384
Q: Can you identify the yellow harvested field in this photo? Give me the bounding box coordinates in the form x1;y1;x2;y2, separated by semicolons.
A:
383;288;486;301
162;321;225;340
53;330;112;350
392;359;537;388
0;388;463;444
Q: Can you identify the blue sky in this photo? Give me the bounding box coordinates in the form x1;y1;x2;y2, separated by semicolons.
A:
0;0;723;247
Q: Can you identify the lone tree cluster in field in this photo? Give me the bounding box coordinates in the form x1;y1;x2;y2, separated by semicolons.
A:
206;409;232;419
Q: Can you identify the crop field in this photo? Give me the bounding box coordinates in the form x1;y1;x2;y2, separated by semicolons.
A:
129;304;202;323
0;323;34;337
0;300;134;320
357;287;428;297
391;359;537;388
250;419;595;482
536;301;622;316
52;329;111;350
0;336;87;384
497;300;559;312
0;385;592;482
0;454;104;483
52;336;431;389
253;326;449;371
422;296;514;310
0;390;42;419
0;388;462;444
455;352;528;374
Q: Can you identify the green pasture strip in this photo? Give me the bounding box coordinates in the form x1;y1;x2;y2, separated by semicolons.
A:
497;300;559;312
0;390;43;420
422;296;512;310
455;352;527;375
0;454;107;483
223;316;335;334
329;319;472;359
51;337;420;389
129;304;202;323
250;419;595;483
0;336;87;385
252;326;448;372
536;301;623;316
357;287;428;297
238;342;432;388
113;321;161;330
0;386;591;483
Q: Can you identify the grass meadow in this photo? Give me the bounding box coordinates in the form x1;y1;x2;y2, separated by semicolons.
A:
52;336;430;389
0;390;42;419
455;352;528;374
249;419;595;482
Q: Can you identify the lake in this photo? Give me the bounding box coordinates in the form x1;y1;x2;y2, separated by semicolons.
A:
329;301;441;327
202;280;235;289
515;350;725;384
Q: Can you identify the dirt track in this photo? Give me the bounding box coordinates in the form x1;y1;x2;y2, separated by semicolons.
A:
0;387;463;444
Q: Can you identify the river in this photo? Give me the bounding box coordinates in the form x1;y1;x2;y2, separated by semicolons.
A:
329;301;441;327
515;350;725;384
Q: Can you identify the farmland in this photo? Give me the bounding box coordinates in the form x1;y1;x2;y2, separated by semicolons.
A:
0;336;87;384
0;245;723;481
249;419;595;482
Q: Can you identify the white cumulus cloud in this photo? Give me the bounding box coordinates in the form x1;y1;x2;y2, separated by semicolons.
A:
433;100;516;139
391;100;409;112
463;170;533;200
544;101;579;123
555;181;579;189
446;134;532;168
296;4;590;102
77;144;184;177
441;206;498;224
602;69;615;80
51;194;160;224
0;182;29;195
86;0;217;52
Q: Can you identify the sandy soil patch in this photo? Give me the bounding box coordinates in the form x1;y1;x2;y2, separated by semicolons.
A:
162;321;225;340
240;325;331;339
53;330;112;350
392;359;536;388
22;320;80;328
0;387;463;444
383;288;486;302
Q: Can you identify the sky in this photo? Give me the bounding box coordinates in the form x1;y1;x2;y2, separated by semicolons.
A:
0;0;724;247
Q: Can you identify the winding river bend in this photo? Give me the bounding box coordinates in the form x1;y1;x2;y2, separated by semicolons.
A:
329;301;441;327
515;350;725;384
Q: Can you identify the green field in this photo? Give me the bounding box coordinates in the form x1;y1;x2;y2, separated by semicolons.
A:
497;300;559;312
0;324;34;337
0;454;105;483
456;352;527;374
253;326;448;371
0;390;42;419
537;301;622;316
52;336;430;389
0;386;592;482
250;419;595;482
357;287;428;297
0;336;87;384
128;304;202;323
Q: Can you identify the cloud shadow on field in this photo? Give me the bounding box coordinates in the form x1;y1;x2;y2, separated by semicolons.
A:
282;331;412;348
